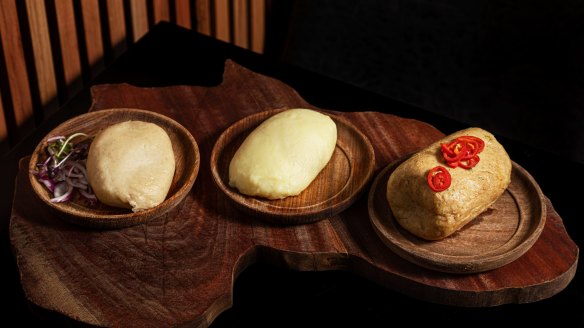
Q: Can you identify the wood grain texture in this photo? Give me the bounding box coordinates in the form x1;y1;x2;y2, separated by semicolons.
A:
10;60;578;327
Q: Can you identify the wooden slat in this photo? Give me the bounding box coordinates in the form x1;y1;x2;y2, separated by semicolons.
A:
54;0;82;98
79;0;105;78
250;0;265;53
195;0;211;36
0;90;8;151
174;0;191;29
0;0;34;135
153;0;170;24
129;0;148;42
214;0;230;42
233;0;249;48
106;0;127;59
24;0;58;115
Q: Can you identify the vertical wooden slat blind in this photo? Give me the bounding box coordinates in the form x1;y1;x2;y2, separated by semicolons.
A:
0;0;34;146
0;0;268;157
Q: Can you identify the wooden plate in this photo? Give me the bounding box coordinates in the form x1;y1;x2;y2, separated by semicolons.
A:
368;157;546;273
210;108;375;225
28;108;200;229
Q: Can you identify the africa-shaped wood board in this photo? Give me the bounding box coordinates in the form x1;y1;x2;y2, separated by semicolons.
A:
10;60;579;327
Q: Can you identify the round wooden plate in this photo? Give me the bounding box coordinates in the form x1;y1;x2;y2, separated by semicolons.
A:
368;157;546;273
28;108;200;229
210;108;375;225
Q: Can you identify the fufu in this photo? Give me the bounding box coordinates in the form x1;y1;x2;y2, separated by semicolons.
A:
229;109;337;199
86;120;176;212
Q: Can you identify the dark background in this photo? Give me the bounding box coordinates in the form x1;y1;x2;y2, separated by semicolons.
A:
270;0;584;165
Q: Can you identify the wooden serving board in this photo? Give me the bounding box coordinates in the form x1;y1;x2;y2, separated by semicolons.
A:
10;60;579;327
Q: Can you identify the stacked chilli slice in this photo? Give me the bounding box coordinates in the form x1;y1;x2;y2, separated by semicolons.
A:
426;135;486;192
440;136;485;169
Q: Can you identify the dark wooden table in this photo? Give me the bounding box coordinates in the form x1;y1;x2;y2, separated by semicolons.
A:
2;22;582;327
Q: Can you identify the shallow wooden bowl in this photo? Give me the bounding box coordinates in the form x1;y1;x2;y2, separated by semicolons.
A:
210;108;376;225
369;156;546;273
28;108;200;229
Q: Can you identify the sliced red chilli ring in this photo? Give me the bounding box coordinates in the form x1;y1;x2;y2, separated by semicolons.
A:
427;166;451;192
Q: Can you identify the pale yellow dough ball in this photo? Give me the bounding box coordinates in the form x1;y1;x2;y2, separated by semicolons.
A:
229;108;337;199
87;120;176;212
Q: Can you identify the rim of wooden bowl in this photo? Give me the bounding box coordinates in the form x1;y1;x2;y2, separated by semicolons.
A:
28;108;200;229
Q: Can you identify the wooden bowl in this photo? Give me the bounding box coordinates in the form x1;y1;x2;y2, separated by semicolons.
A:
28;108;200;229
368;156;547;273
210;108;376;225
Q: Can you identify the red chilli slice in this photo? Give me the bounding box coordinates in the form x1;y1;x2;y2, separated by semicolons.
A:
427;166;451;192
440;135;484;170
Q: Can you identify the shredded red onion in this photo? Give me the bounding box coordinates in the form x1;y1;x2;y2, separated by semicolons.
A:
38;177;55;193
79;188;97;200
32;132;95;204
51;182;74;203
66;176;87;189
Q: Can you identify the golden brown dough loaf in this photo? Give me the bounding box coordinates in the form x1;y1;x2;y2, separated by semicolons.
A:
386;127;512;240
87;121;176;212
